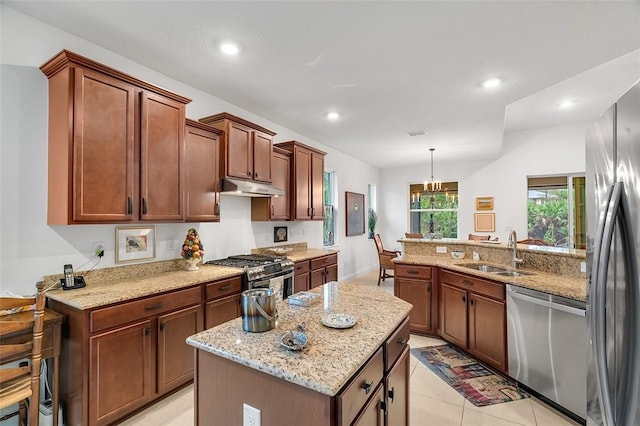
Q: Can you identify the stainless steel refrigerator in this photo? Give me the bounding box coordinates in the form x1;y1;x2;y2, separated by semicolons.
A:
586;79;640;426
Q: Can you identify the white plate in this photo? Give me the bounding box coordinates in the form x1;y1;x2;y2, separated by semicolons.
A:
321;313;357;329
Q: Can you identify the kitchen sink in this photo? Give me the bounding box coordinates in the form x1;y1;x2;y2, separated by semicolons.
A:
456;263;509;273
494;270;535;277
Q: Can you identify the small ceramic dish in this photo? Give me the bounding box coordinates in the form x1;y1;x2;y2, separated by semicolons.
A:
450;250;465;260
321;313;357;329
277;328;308;351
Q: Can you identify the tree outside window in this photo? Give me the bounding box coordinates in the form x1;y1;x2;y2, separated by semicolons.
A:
408;182;458;238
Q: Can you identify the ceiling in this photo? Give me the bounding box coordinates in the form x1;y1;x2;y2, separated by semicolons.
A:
4;1;640;168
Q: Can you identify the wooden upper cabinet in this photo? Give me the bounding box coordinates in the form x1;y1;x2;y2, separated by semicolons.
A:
199;112;276;183
251;147;291;221
276;141;326;221
40;49;191;224
184;119;222;222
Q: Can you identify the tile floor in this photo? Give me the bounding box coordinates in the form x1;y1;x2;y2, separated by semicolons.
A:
119;271;582;426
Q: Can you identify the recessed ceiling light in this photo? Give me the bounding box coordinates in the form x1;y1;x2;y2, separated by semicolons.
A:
326;111;340;121
220;42;239;56
558;99;575;109
482;77;503;89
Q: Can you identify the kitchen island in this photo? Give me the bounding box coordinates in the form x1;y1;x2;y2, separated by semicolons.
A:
186;282;412;425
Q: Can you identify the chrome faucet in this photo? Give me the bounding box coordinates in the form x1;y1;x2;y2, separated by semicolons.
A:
507;230;524;269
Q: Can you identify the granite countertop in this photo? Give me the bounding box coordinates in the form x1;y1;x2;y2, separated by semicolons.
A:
286;248;339;262
46;265;244;310
186;282;412;396
395;254;586;302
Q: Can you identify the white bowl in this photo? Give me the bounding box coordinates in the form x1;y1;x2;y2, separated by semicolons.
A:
450;251;465;260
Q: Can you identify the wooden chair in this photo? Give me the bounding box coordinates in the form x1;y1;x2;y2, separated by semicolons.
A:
374;234;400;286
518;238;551;246
0;282;46;426
404;233;423;238
468;234;490;241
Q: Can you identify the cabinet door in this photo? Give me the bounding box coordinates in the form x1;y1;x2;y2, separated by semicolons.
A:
73;68;135;222
326;264;338;283
157;305;203;395
468;293;507;372
396;277;432;334
226;121;252;179
310;151;325;219
440;283;468;348
252;131;273;182
310;269;325;289
205;294;241;329
185;123;220;221
386;348;409;426
140;90;185;221
293;147;312;220
89;320;152;426
352;383;385;426
270;151;290;220
293;272;310;294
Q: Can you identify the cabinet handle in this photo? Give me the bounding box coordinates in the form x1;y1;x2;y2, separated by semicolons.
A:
145;303;164;311
145;328;151;336
214;202;220;216
462;295;466;303
470;298;475;306
388;387;395;401
219;285;232;291
127;197;133;215
255;172;259;178
142;197;148;215
427;283;431;292
271;206;274;216
360;381;373;395
407;270;419;275
247;171;251;176
462;280;474;286
397;338;407;345
160;322;165;331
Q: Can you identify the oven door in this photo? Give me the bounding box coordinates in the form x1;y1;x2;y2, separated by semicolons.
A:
249;269;295;300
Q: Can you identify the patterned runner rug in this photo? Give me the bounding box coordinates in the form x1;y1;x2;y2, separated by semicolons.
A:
411;344;529;407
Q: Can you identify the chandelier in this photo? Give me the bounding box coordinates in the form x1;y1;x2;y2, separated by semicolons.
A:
423;148;441;195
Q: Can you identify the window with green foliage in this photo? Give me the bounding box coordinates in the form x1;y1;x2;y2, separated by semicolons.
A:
527;175;585;248
408;182;458;238
323;171;336;246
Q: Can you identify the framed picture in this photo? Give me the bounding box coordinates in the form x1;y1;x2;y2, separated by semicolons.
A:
116;226;156;263
274;226;288;242
345;191;365;236
476;196;494;211
474;213;495;232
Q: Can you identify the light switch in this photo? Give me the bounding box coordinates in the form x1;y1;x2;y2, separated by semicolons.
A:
436;246;447;254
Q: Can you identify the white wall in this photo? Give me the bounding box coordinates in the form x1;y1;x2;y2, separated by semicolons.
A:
379;122;588;245
0;6;380;295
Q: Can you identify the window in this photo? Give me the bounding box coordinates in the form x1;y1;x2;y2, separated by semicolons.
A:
527;175;585;248
323;171;336;247
408;182;458;238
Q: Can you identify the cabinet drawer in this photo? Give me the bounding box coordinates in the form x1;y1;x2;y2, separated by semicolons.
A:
337;346;384;425
440;270;504;301
205;276;242;301
310;253;337;270
90;286;201;333
395;263;432;280
293;260;310;275
384;317;410;372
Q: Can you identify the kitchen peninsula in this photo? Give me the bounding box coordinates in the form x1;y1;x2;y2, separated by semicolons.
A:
186;282;412;425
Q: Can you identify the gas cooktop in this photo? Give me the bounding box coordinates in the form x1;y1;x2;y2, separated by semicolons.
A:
205;254;288;268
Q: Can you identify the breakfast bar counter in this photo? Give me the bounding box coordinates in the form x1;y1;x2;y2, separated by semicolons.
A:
186;282;412;425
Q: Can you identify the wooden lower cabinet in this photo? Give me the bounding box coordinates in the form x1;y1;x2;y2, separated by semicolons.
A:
439;270;507;373
89;320;152;426
310;254;338;289
204;276;242;329
293;260;311;293
393;264;437;335
385;348;410;426
353;384;385;426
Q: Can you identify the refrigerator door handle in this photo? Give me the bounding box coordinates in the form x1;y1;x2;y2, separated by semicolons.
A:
591;183;617;426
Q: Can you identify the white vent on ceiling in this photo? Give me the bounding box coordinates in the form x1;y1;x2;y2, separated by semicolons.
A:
407;130;426;137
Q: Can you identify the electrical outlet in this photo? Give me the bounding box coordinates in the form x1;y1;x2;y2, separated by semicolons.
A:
93;241;106;257
167;239;176;250
436;246;447;254
580;262;587;273
243;403;260;426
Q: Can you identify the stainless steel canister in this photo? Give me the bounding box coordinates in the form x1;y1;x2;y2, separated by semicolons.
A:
241;288;277;332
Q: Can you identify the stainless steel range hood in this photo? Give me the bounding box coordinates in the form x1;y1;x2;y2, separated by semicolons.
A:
220;178;284;197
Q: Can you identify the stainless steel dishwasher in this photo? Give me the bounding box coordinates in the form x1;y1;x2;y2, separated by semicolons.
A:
507;284;587;420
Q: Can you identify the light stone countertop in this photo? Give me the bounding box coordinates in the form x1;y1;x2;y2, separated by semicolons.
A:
46;265;244;310
395;254;586;302
186;282;412;396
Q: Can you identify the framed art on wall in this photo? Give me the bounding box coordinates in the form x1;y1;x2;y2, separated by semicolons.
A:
474;213;495;232
476;196;494;210
346;192;365;236
274;226;288;242
116;226;156;263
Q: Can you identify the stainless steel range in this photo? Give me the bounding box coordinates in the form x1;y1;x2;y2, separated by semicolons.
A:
205;254;294;298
